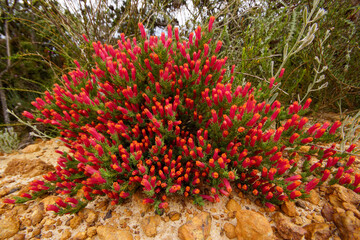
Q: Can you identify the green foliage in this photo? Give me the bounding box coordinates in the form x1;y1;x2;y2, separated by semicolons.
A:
0;127;20;153
6;18;358;215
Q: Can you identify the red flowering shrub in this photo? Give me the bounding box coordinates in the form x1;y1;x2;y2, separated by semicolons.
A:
11;17;359;214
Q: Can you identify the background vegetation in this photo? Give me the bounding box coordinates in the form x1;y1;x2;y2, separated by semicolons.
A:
0;0;359;132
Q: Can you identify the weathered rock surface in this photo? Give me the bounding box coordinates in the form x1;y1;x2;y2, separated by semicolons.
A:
0;188;9;198
141;215;161;237
60;229;72;240
0;215;20;239
226;199;241;213
281;200;298;217
4;158;54;177
321;203;334;222
12;233;25;240
73;231;87;240
304;189;320;205
81;208;98;224
21;144;41;153
97;225;133;240
235;209;273;240
327;184;360;208
30;204;45;226
223;222;236;239
168;211;181;221
273;212;306;240
178;211;212;240
333;211;360;240
69;215;82;229
303;223;332;240
87;226;97;237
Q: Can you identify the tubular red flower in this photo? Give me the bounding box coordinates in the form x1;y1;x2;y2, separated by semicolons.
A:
82;34;89;43
339;173;351;185
290;190;302;199
20;193;32;199
218;157;225;168
346;144;356;153
222;178;232;193
303;98;312;110
138;22;147;39
208;16;215;32
314;128;326;138
305;178;320;192
215;41;222;53
347;156;356;167
246;113;260;126
22;111;34;119
265;202;276;212
335;167;344;179
119;191;130;199
353;174;360;187
301;137;313;144
65;197;78;205
289;133;300;144
286;180;301;190
47;204;60;213
310;162;321;172
268;168;277;180
273;127;284;142
285;175;302;182
143;198;155;205
269;77;275;89
3;198;15;204
321;169;331;182
56;198;67;208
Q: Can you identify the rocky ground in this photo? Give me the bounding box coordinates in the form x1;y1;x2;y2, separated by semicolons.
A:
0;128;360;239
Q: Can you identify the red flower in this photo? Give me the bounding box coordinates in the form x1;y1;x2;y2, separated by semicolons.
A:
159;202;168;209
329;121;341;134
303;98;312;110
289;133;300;144
143;198;155;205
279;68;285;78
65;197;78;205
301;137;313;144
196;161;205;168
22;111;34;119
285;175;302;182
215;41;222;53
290;190;302;199
270;108;280;121
273;127;284;142
335;167;344;179
286;180;301;191
138;22;147;39
353;174;360;187
20;193;32;199
119;191;130;199
346;144;356;153
346;156;356;167
208;16;215;32
265;202;276;212
321;169;331;182
268;168;277;180
56;198;67;208
3;198;15;204
46;204;60;213
304;178;319;192
223;179;232;193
